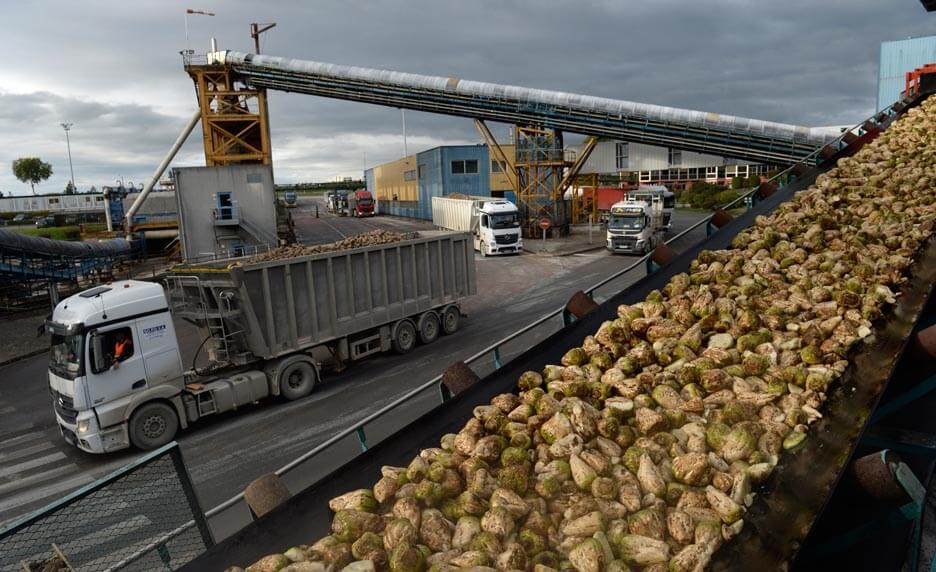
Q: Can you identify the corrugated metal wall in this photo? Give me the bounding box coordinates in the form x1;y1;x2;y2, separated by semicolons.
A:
576;141;728;174
373;145;495;220
878;35;936;111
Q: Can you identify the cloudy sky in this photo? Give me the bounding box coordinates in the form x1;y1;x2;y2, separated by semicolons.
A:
0;0;932;196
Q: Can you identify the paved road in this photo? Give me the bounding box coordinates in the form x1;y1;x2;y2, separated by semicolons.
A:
0;199;708;531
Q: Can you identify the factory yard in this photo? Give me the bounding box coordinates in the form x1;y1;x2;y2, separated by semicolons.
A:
0;203;707;527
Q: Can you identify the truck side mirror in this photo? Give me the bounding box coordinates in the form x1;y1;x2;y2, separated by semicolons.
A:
90;330;106;374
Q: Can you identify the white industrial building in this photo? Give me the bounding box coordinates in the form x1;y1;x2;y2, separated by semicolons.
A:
0;193;105;213
569;140;772;188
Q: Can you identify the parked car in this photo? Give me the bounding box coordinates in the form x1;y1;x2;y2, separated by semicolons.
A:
36;216;55;228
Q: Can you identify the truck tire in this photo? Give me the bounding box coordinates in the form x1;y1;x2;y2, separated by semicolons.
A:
479;242;487;258
278;356;317;401
418;312;440;344
129;402;179;450
441;305;461;335
393;320;417;354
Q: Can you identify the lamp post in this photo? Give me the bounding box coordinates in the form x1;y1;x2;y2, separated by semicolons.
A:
61;122;75;192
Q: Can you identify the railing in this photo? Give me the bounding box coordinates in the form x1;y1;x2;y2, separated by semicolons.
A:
115;103;886;562
0;443;211;572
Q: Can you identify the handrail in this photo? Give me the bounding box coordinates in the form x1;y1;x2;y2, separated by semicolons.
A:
114;107;876;566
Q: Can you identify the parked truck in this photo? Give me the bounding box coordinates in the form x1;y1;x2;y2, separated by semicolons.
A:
45;231;476;453
282;191;298;208
624;185;675;231
326;190;349;216
348;189;375;217
431;196;522;256
606;198;666;254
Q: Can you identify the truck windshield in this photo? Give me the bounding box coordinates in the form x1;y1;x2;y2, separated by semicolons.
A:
50;333;83;379
358;198;374;206
490;213;519;229
609;214;645;230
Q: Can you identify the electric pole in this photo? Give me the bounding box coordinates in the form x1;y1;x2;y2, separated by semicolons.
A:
61;122;76;192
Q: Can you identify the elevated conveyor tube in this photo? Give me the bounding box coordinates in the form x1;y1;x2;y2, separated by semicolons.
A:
210;50;843;164
0;229;133;258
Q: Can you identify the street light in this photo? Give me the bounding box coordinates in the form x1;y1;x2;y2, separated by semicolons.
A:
61;122;76;192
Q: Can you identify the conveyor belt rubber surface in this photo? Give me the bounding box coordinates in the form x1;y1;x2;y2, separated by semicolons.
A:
182;96;934;571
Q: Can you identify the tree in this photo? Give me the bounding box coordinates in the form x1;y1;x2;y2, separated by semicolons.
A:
64;181;76;194
12;158;53;195
88;185;98;194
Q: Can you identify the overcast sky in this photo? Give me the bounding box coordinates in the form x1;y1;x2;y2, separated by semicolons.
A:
0;0;932;196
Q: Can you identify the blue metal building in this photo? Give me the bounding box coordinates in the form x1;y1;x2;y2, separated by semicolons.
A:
878;35;936;111
367;145;496;220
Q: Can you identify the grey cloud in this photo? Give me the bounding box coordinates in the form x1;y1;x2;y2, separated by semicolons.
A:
0;0;933;194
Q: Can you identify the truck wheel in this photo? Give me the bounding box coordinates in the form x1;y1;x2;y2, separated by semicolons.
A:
418;312;440;344
479;242;487;258
129;402;179;450
393;320;417;354
441;305;461;335
278;357;317;400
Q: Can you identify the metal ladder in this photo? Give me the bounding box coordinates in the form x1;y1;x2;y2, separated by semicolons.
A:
165;275;244;365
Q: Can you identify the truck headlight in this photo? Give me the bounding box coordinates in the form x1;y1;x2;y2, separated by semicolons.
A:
77;420;90;434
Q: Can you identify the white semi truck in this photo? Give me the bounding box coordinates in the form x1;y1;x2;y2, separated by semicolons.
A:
605;198;666;255
45;232;476;453
431;196;523;256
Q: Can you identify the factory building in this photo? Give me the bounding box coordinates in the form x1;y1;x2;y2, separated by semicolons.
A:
366;144;516;220
570;140;772;189
878;34;936;111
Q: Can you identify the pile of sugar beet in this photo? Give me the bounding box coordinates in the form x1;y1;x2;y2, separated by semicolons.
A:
246;230;417;263
230;96;936;572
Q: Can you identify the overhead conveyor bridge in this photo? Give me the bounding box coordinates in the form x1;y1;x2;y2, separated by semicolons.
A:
210;50;843;165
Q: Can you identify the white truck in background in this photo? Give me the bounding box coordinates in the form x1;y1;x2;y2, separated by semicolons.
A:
431;196;523;256
606;197;666;255
625;185;675;231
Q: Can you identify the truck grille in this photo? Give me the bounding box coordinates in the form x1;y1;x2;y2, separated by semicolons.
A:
494;233;519;245
51;389;77;423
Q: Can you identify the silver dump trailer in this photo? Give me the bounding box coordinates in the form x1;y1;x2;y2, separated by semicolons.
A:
46;231;476;453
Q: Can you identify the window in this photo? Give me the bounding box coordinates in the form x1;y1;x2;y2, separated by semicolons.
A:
451;160;479;175
404;170;417;181
418;164;425;179
491;160;507;173
615;143;629;170
48;198;60;204
91;326;134;374
668;148;682;167
95;196;104;202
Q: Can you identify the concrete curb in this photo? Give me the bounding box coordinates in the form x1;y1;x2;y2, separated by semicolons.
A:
0;348;48;369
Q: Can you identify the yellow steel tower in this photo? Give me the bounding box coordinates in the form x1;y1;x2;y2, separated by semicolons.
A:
184;57;272;166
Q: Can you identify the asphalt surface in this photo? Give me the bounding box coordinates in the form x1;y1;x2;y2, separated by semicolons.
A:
0;197;708;535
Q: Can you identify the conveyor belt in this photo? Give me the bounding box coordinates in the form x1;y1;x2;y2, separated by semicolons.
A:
210;51;843;166
180;91;934;572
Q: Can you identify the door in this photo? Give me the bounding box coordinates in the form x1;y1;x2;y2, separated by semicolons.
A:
85;323;148;409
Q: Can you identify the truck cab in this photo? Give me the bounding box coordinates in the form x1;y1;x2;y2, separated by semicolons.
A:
349;190;375;217
283;191;298;207
46;281;186;453
476;200;523;256
606;199;664;254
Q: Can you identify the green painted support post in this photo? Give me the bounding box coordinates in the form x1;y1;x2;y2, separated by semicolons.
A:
440;383;453;402
356;427;368;452
494;347;503;370
562;310;574;327
646;258;660;274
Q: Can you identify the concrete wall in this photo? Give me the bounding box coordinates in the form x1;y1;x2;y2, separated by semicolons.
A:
174;165;277;260
878;35;936;111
